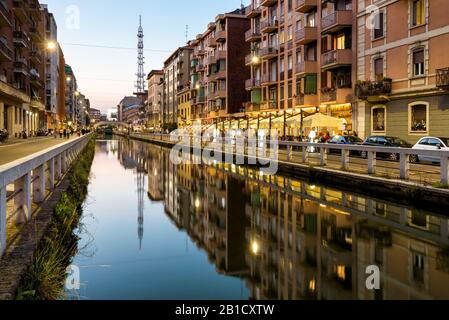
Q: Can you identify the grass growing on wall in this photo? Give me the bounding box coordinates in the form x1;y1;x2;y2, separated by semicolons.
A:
16;136;96;300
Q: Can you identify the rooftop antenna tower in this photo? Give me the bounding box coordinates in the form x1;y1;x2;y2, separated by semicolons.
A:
185;25;189;44
135;15;145;94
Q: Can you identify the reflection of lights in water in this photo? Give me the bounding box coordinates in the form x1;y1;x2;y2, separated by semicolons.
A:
310;185;316;190
153;168;158;177
221;198;226;208
336;265;346;281
320;204;327;208
251;241;259;255
169;181;173;189
195;198;201;209
309;279;316;291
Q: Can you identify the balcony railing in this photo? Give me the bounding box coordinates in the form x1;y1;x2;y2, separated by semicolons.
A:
246;4;262;18
436;68;449;88
13;30;30;47
0;0;12;27
355;80;392;99
13;59;28;75
260;19;279;33
245;78;262;89
295;26;318;45
260;46;279;59
245;29;262;42
261;73;278;84
321;49;352;68
0;37;13;61
321;10;353;33
215;30;226;42
295;0;317;13
295;60;318;75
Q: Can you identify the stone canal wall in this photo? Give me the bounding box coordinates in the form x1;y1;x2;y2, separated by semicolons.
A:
116;132;449;213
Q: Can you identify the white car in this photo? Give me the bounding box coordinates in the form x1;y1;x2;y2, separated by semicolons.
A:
411;137;449;163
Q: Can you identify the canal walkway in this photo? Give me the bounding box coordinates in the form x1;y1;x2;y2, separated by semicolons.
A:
116;132;449;208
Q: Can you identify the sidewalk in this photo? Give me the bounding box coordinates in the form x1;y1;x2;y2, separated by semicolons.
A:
0;136;78;166
0;136;54;148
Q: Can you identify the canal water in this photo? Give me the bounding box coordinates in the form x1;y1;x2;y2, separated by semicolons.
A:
66;136;449;300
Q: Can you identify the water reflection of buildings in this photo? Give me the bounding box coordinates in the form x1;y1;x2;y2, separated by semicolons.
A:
117;138;449;300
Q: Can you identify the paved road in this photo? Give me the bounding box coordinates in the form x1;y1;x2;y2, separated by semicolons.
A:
0;137;76;166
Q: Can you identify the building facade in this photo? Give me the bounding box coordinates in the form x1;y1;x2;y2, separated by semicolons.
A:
146;69;163;130
177;88;191;127
162;46;192;126
189;8;250;123
64;64;77;126
355;0;449;143
41;4;59;130
244;0;356;136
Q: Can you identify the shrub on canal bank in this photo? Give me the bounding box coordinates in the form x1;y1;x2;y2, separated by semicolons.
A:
16;137;96;300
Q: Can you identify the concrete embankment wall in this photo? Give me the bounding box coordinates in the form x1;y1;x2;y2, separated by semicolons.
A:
0;137;94;300
116;132;449;214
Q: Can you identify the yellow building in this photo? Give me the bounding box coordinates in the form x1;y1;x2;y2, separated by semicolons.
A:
177;88;191;128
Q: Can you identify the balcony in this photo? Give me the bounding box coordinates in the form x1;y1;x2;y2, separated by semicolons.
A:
261;19;279;33
30;75;42;88
321;49;352;70
29;26;43;42
261;0;278;7
207;55;217;65
0;38;13;61
295;94;318;107
261;73;278;85
295;0;317;13
260;46;279;60
208;37;217;48
295;26;318;45
321;87;352;104
216;50;227;60
246;4;262;18
0;0;12;27
214;89;227;99
436;68;449;89
215;69;226;80
30;49;42;64
261;100;278;110
245;78;262;90
196;64;205;73
295;60;318;76
13;31;30;48
321;11;353;34
244;102;261;112
29;0;41;19
194;48;206;57
355;79;392;100
12;0;29;24
245;29;262;42
215;30;226;42
13;59;28;76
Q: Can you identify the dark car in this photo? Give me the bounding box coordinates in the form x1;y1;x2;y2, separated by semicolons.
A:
327;135;364;154
361;136;413;161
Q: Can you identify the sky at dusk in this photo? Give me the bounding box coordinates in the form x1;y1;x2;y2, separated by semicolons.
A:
43;0;245;113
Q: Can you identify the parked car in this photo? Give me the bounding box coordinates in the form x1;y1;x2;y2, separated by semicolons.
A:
361;136;413;161
327;135;364;154
411;137;449;163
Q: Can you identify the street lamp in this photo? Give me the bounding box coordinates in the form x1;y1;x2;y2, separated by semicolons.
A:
46;41;57;50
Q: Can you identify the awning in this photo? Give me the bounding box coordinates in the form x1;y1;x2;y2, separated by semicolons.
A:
302;113;347;128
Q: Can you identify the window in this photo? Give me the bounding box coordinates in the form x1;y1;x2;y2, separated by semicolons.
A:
412;253;425;283
287;25;293;41
409;103;428;133
374;11;384;39
288;55;293;70
280;57;285;73
304;74;317;95
334;34;346;50
372;106;386;132
374;58;384;81
411;0;425;27
412;49;425;76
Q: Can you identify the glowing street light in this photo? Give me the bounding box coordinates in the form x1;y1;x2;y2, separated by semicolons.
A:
66;76;71;82
251;241;260;255
47;41;56;50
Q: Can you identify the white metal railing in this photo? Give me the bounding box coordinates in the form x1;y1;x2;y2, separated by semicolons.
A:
121;132;449;186
0;134;92;257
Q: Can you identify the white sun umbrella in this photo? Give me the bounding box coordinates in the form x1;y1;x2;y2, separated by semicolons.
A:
302;113;347;128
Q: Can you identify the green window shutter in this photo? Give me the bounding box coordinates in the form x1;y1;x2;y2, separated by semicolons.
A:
305;74;317;95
